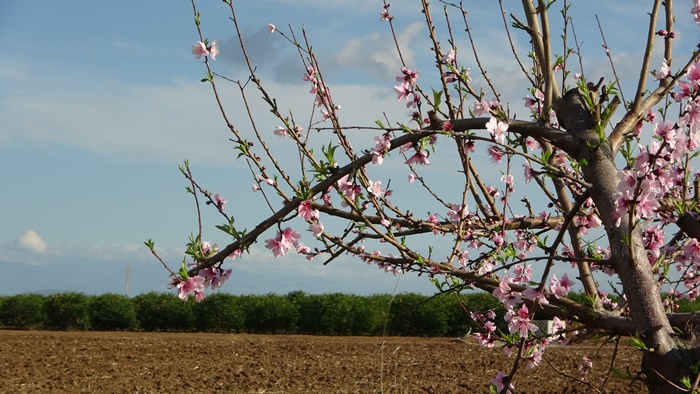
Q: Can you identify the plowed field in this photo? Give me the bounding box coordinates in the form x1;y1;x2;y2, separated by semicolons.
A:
0;330;644;393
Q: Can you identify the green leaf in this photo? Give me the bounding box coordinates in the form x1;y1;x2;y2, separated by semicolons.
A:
681;376;692;390
179;260;189;280
628;333;649;351
432;88;443;110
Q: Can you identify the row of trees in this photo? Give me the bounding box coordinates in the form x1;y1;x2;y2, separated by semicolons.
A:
0;291;521;336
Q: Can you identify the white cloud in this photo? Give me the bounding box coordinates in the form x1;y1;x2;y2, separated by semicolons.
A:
332;22;423;80
16;230;47;254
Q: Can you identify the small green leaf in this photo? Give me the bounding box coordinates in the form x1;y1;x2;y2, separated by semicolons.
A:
179;260;189;280
628;333;649;351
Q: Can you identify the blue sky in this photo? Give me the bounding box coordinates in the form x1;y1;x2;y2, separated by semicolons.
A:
1;1;696;296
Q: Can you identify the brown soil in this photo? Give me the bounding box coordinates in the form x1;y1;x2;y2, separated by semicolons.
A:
0;330;644;393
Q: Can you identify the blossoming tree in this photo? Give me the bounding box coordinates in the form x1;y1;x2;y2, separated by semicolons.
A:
147;0;700;392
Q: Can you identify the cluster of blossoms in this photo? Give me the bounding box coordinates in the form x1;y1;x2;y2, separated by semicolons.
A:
371;134;391;165
298;199;324;255
273;124;303;139
303;66;339;120
692;1;700;24
523;88;559;127
471;98;509;143
174;240;238;301
610;58;700;300
191;40;219;60
440;48;472;84
573;198;603;236
401;137;435;168
264;227;304;258
394;67;421;108
613;122;698;226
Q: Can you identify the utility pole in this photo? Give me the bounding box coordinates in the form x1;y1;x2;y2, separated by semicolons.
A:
124;264;132;297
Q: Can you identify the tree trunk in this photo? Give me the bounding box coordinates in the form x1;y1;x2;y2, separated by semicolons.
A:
559;90;697;392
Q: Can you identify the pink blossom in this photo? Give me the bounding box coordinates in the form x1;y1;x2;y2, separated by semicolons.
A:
486;116;508;143
395;67;419;85
214;194;227;211
371;135;391;165
264;227;301;257
513;264;532;283
490;371;514;394
525;137;540;150
636;193;660;219
578;356;593;375
257;174;275;186
654;120;677;143
560;273;574;288
310;221;324;237
209;40;219;60
523;95;537;112
405;150;430;165
406;93;421;108
488;145;505;163
457;250;470;268
672;81;692;102
655;59;670;80
427;214;439;225
442;71;458;83
472;100;492;116
176;276;205;301
447;204;467;222
399;142;413;153
192;40;218;60
320;108;332;121
380;8;391;21
523;164;535;183
617;170;637;193
501;173;514;188
274;126;288;138
368;180;386;197
549;108;559;127
493;275;521;307
201;241;218;256
268;24;276;33
265;237;287;257
298;200;319;221
523;343;544;369
550;273;573;298
192;41;208;59
522;288;549;305
681;100;700;133
505;304;538;338
688;61;700;85
408;174;417;183
441;48;456;63
200;267;232;291
394;82;411;102
475;332;496;348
